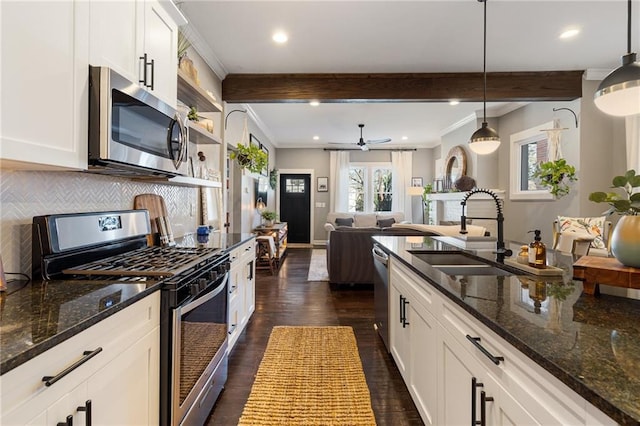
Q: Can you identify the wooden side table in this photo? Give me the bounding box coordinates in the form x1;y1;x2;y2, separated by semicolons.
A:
253;222;288;268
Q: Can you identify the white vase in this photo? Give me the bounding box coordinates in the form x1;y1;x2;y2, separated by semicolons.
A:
610;216;640;268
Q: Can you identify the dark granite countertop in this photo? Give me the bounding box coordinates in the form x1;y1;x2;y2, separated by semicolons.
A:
373;235;640;426
0;278;162;375
0;233;255;376
175;232;255;251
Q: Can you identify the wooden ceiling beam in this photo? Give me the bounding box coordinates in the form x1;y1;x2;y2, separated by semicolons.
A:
222;71;584;103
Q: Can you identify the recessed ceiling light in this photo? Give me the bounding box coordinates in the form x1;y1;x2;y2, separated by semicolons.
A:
559;28;580;39
313;136;320;140
401;136;408;140
309;100;320;107
449;100;460;106
272;31;288;44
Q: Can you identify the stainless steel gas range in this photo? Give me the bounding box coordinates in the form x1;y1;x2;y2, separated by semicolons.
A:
32;210;230;426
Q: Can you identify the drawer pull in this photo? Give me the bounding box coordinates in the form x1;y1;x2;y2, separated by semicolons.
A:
466;335;504;365
77;400;92;426
42;348;103;387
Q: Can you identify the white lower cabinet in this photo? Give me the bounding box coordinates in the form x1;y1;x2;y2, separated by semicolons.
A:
390;266;438;425
438;324;536;426
389;258;612;426
227;238;256;352
1;292;160;426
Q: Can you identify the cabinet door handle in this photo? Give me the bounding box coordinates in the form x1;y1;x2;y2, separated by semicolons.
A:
43;348;102;387
139;53;148;85
228;323;237;335
466;335;504;365
148;58;155;90
402;296;410;328
480;391;494;426
471;376;483;426
77;400;92;426
229;284;237;294
399;295;404;324
57;414;73;426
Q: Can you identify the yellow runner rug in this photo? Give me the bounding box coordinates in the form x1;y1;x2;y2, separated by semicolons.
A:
238;326;376;425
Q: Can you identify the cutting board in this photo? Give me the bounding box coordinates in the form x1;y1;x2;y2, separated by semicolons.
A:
134;194;169;244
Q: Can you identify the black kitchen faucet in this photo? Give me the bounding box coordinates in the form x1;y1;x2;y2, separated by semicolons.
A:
459;188;513;262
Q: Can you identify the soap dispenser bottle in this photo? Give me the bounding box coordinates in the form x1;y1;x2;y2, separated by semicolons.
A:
528;230;547;269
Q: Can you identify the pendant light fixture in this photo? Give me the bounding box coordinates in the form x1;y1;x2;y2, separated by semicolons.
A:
469;0;500;155
594;0;640;117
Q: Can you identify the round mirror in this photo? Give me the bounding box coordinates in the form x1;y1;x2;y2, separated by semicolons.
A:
444;145;467;182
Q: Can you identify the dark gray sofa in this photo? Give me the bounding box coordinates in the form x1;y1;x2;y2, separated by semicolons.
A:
326;226;438;285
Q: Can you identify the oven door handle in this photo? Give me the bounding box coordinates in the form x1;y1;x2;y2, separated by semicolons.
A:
178;272;228;316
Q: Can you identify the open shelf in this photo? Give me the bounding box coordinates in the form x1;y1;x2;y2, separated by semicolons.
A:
177;69;222;113
188;123;222;145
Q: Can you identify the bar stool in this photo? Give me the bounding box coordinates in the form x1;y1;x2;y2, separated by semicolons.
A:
256;235;277;275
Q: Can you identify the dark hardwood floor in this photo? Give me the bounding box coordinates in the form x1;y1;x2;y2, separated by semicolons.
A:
206;248;424;425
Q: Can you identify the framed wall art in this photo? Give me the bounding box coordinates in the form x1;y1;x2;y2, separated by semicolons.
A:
317;177;328;192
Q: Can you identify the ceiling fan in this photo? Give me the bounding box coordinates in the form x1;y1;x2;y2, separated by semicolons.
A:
329;124;391;151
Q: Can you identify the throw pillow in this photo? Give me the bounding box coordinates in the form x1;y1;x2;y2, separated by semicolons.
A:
557;216;606;249
377;218;396;228
335;217;354;227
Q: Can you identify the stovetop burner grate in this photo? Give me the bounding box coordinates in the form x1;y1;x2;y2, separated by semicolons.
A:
63;246;223;277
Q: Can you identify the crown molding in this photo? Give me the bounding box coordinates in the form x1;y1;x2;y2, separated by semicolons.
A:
179;22;228;80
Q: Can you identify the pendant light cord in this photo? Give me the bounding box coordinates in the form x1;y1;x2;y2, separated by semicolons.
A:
482;0;487;122
627;0;632;54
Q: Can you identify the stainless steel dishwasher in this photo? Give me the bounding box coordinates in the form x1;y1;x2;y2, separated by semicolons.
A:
372;244;390;352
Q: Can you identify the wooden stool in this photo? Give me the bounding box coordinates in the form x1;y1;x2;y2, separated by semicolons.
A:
256;236;277;275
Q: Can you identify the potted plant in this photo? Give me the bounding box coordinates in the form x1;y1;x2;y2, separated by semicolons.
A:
230;143;268;175
588;169;640;267
260;210;277;226
532;158;578;198
269;168;278;190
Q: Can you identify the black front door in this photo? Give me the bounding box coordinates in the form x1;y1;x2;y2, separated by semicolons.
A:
279;174;311;244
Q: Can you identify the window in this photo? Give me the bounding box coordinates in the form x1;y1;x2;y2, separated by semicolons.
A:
348;163;392;212
285;178;305;193
509;121;554;200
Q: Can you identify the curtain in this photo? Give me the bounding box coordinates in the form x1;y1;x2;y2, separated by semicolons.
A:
329;151;350;212
626;114;640;172
391;151;413;222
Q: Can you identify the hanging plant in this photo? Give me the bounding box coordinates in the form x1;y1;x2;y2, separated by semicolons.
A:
269;168;278;190
230;143;268;175
532;158;577;198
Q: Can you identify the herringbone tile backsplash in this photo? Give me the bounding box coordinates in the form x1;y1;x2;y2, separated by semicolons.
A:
0;170;199;276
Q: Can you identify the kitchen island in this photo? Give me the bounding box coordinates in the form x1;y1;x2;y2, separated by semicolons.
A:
374;235;639;426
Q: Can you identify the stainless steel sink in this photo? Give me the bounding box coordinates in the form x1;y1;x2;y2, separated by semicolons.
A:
408;251;487;266
408;250;513;276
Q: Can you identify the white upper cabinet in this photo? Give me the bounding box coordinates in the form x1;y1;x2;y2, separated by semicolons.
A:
89;0;184;107
0;1;89;170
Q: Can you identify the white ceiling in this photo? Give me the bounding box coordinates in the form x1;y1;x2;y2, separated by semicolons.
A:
178;0;639;149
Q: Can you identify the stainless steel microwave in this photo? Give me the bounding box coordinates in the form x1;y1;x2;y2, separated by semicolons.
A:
88;66;188;177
